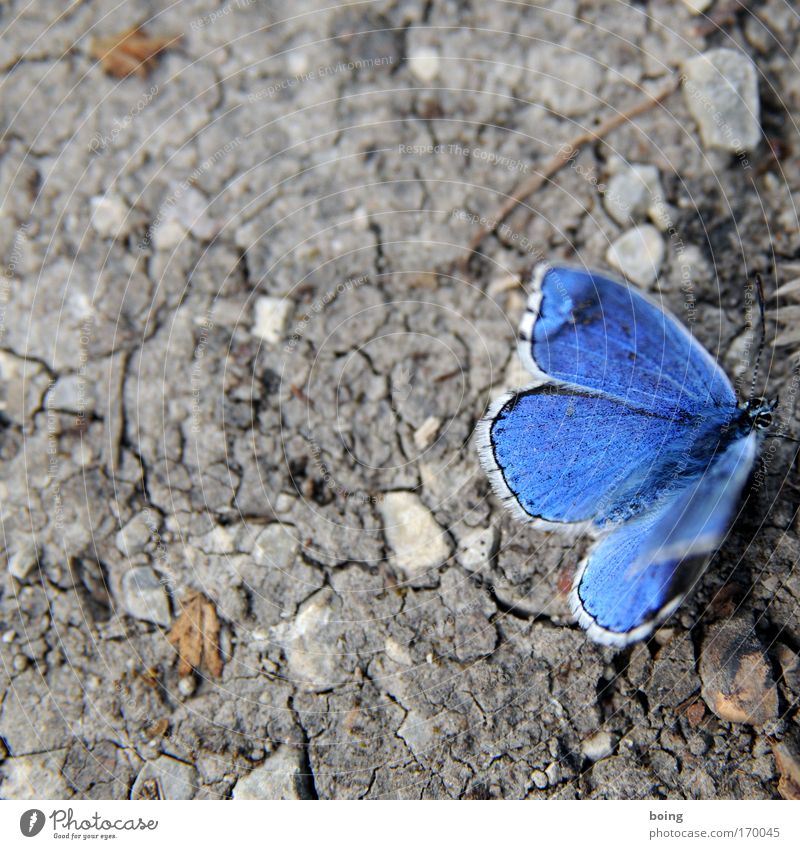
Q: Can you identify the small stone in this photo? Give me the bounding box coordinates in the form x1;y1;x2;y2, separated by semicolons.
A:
777;644;800;697
685;700;706;728
151;218;186;250
603;164;662;226
131;755;197;800
90;195;131;239
398;709;435;755
699;616;778;726
252;296;292;345
545;762;562;785
384;637;412;666
682;0;713;12
581;730;615;761
487;274;521;297
232;746;305;799
193;524;235;555
177;675;196;697
456;526;498;576
270;587;347;691
116;512;154;556
653;626;677;646
252;524;298;569
8;540;38;581
287;50;308;75
770;734;800;800
530;769;548;789
413;415;441;450
170;185;221;241
121;567;171;627
648;198;676;232
682;48;761;152
379;491;452;581
2;630;15;643
408;48;440;82
606;225;665;286
0;753;68;798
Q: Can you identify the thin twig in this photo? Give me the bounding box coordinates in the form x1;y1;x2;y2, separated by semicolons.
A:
464;75;680;262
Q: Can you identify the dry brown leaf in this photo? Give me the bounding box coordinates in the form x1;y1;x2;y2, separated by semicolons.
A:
90;26;179;78
167;592;223;678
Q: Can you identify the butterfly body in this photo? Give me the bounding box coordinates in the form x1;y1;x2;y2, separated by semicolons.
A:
477;264;774;646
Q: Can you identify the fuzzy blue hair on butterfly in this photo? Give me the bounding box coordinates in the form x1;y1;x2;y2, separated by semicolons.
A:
476;263;775;646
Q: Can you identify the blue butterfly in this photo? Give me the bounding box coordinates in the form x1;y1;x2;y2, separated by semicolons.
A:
477;263;775;646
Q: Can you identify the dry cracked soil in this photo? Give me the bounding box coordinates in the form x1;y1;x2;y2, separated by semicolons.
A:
1;0;800;800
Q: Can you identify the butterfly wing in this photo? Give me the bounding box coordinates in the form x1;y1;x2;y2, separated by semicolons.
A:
570;432;760;645
476;382;697;527
520;264;736;413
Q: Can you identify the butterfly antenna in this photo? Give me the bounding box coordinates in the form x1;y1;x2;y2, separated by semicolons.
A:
749;272;767;401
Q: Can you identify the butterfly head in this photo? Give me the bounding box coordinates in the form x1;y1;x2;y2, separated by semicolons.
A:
744;396;778;431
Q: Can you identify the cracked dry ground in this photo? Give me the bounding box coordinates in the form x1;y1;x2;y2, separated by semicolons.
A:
2;0;800;799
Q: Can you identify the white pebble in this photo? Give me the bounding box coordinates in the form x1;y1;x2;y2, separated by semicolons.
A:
606;225;665;286
252;296;292;345
8;540;38;581
287;51;309;76
603;164;662;227
409;48;440;82
456;526;498;575
379;491;452;580
178;675;196;697
121;567;171;627
682;0;713;13
683;48;761;152
545;762;562;785
530;769;548;789
90;196;131;239
413;416;441;450
152;218;186;251
581;730;615;761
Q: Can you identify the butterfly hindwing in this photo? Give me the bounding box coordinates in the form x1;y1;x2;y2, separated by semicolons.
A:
571;432;759;645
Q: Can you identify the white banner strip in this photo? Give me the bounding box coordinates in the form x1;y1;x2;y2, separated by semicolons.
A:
1;800;796;849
